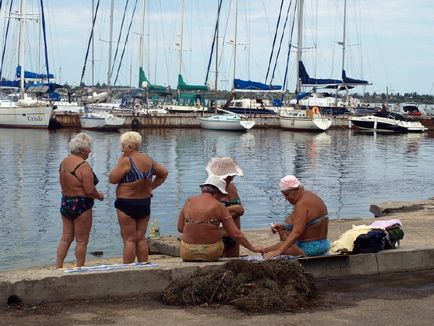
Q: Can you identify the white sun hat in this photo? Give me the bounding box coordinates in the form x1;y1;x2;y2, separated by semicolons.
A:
200;175;228;195
205;156;243;178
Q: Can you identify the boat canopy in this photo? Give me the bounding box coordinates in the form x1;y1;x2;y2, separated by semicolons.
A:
233;78;282;92
26;82;62;93
177;74;209;91
0;80;19;88
342;70;370;86
178;93;206;106
16;66;54;80
299;61;342;88
139;67;167;92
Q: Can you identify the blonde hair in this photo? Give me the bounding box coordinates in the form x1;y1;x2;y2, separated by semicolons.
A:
69;132;93;154
120;131;142;150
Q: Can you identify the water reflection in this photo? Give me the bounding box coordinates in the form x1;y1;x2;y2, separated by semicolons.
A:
1;128;434;270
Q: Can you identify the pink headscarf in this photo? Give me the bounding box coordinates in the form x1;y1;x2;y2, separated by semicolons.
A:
279;175;301;191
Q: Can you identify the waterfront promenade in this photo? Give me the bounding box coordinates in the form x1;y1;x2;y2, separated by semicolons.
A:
1;198;434;308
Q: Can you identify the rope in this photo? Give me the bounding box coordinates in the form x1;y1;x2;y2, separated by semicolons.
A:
80;0;100;85
110;0;130;82
113;0;138;86
205;0;223;86
270;0;293;86
0;0;13;79
265;0;285;84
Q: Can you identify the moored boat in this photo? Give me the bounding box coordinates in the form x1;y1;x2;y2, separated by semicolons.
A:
199;113;255;131
350;111;427;133
80;110;125;130
279;108;332;131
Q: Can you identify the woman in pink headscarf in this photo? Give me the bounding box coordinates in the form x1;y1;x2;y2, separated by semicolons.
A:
263;175;329;259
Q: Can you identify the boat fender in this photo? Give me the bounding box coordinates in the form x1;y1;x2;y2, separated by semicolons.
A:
312;107;320;114
131;118;141;130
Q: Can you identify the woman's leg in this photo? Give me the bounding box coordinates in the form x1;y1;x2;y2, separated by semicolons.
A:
135;216;150;263
56;216;75;268
116;209;137;264
74;209;93;267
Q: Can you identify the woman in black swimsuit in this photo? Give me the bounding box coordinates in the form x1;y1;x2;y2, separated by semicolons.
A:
57;133;104;269
109;131;168;264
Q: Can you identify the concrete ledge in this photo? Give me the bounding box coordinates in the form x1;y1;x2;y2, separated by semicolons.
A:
3;249;434;305
369;199;434;217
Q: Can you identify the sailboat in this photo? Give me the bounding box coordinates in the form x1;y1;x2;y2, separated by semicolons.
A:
163;0;209;114
0;0;53;128
279;0;332;131
288;0;369;115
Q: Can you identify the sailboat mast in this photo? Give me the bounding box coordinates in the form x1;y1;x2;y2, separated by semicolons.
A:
18;0;26;98
341;0;347;73
296;0;304;94
178;0;184;76
214;0;219;90
232;0;238;88
107;0;114;87
139;0;146;69
91;0;95;87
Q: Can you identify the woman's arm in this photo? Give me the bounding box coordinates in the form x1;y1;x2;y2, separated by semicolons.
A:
80;164;104;200
151;161;168;190
177;202;186;233
264;209;307;259
222;215;261;253
109;156;129;184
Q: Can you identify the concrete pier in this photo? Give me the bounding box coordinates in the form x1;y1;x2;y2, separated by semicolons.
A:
1;199;433;305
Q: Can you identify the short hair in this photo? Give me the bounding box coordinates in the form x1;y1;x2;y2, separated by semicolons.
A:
120;131;142;150
69;132;93;154
200;184;221;195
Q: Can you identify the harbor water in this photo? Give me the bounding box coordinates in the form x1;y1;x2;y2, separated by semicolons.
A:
1;127;434;271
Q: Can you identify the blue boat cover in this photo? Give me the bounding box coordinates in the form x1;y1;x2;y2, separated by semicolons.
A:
342;70;369;86
299;61;342;87
26;82;62;93
16;66;54;80
234;78;282;91
0;80;19;88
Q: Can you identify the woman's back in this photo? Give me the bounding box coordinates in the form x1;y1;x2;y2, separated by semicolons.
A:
181;195;225;244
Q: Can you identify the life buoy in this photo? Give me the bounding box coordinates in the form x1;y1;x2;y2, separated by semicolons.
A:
131;118;141;130
312;107;320;114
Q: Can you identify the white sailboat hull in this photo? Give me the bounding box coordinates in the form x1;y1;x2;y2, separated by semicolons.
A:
279;111;332;131
80;112;125;130
0;105;53;128
199;114;255;131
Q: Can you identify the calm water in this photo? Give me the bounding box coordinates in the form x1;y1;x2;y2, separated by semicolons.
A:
1;127;434;271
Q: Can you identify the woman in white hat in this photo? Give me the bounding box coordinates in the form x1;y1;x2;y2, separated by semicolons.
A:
177;175;261;262
206;157;244;257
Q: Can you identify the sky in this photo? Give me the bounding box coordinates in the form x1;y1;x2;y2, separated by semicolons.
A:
1;0;434;95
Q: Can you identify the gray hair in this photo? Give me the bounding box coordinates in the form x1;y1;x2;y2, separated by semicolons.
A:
120;131;142;150
200;184;221;195
69;132;93;154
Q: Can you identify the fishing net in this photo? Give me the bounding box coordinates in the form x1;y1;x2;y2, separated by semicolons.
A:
206;157;244;178
161;260;315;313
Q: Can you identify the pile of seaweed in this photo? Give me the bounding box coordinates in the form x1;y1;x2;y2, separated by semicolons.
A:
162;259;316;313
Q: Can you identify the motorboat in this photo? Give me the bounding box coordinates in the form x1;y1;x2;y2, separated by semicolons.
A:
279;108;332;131
350;111;427;133
80;110;125;130
198;113;255;131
